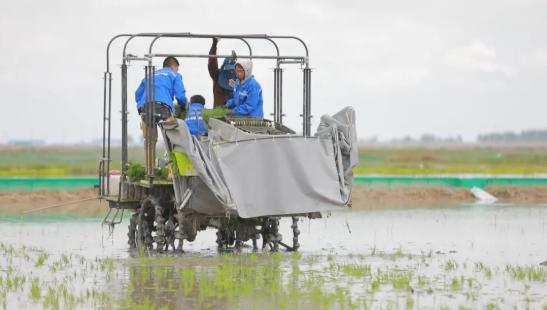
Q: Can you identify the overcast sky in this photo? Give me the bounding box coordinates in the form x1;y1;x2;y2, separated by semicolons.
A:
1;0;546;143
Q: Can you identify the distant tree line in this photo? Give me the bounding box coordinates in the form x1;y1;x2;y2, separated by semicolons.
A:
477;129;547;143
359;129;547;145
359;134;463;145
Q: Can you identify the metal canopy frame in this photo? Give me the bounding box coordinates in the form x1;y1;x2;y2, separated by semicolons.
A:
99;32;312;199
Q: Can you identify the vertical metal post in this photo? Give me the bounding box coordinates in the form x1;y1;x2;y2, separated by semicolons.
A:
120;63;128;185
100;72;108;197
273;66;278;123
144;63;156;181
273;64;284;124
279;67;284;124
144;66;150;180
302;66;312;136
306;67;311;136
106;71;113;195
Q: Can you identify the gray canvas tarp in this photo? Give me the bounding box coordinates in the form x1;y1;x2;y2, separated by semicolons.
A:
161;106;357;218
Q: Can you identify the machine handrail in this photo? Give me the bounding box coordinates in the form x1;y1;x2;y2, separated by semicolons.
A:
100;32;313;200
145;33;281;59
107;32;309;72
144;53;305;61
121;33;253;65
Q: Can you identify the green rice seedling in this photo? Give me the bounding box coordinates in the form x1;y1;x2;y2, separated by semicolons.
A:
474;262;492;279
341;264;372;278
506;265;546;282
4;277;12;291
30;279;41;303
375;269;413;291
486;302;499;310
202;107;231;123
327;261;337;273
405;295;415;309
60;284;78;309
391;273;412;290
99;258;114;272
506;265;526;281
155;266;169;285
370;276;380;291
334;286;347;308
61;254;70;266
309;285;336;309
198;271;215;299
466;277;476;289
1;290;6;310
417;275;428;288
138;266;150;287
43;287;60;310
445;259;458;272
394;248;404;258
10;275;25;291
127;161;146;182
290;251;301;261
178;268;196;295
450;277;462;291
35;252;49;267
77;255;86;266
249;252;259;262
464;290;478;302
98;292;112;308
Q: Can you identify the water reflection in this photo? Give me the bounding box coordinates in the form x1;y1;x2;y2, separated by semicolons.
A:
1;203;546;308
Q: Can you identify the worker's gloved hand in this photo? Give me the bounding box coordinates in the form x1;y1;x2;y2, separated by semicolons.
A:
173;102;186;118
213;37;220;46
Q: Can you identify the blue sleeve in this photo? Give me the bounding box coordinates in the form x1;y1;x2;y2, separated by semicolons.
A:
232;84;261;116
174;74;187;105
225;84;238;108
135;79;145;103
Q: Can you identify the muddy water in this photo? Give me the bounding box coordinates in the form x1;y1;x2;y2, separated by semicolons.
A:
1;203;546;308
2;203;546;264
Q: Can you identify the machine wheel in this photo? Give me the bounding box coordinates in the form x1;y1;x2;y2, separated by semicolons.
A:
164;215;176;251
216;228;235;249
135;196;168;251
154;200;166;251
291;216;300;251
261;218;281;252
127;212;138;249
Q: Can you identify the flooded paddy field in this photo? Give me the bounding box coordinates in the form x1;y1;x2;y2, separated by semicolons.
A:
1;202;547;309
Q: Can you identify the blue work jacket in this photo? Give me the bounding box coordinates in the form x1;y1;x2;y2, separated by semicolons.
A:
226;75;263;118
135;67;187;112
185;103;207;137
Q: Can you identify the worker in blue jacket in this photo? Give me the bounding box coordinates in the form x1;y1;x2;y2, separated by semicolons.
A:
225;60;263;118
185;95;207;137
135;56;188;151
135;56;188;113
